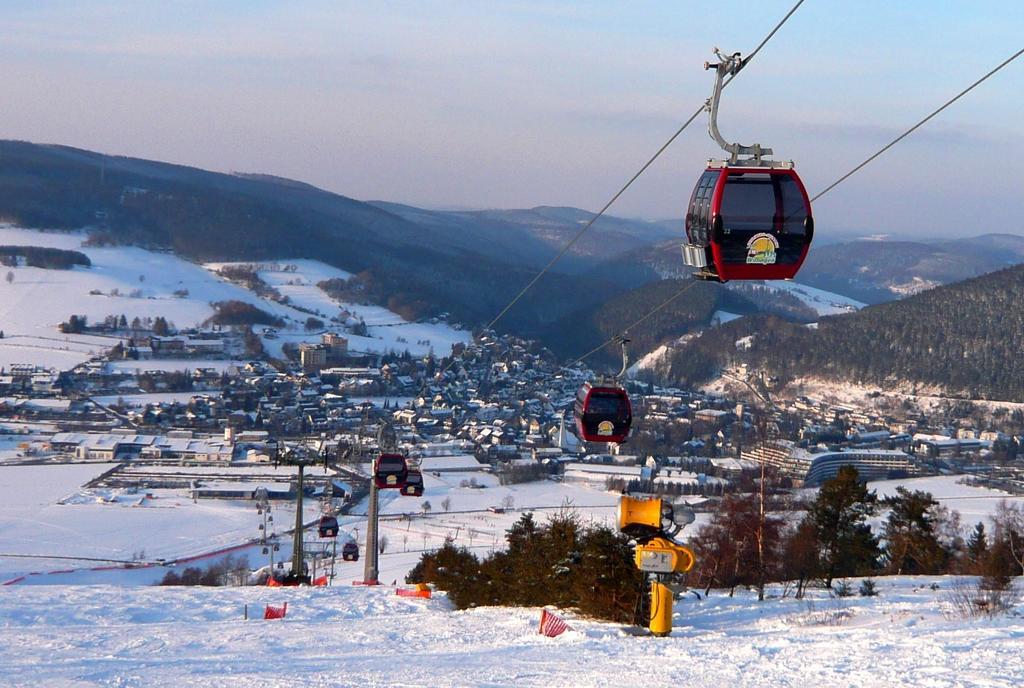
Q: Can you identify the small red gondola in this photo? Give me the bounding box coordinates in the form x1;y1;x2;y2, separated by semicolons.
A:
401;468;424;497
373;453;408;489
318;515;339;538
342;541;359;562
683;163;813;282
574;381;632;444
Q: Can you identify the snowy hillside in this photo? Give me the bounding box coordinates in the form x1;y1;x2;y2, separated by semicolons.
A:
761;281;865;316
0;226;468;370
0;578;1020;687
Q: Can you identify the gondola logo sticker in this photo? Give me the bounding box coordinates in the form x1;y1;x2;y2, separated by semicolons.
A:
597;420;615;436
746;233;779;265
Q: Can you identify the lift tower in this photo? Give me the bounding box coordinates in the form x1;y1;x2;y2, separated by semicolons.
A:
276;443;320;585
362;422;398;584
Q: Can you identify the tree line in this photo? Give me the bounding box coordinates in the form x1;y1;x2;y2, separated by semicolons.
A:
660;264;1024;401
408;512;645;623
690;466;1023;600
0;245;90;269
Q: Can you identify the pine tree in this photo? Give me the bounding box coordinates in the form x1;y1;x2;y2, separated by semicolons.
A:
883;488;947;575
966;522;989;572
808;466;879;587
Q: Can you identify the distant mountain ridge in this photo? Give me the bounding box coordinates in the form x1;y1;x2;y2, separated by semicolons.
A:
4;139;1023;380
651;264;1024;401
0;140;665;332
794;234;1024;303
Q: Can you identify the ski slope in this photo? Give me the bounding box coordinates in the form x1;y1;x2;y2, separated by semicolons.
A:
0;577;1020;687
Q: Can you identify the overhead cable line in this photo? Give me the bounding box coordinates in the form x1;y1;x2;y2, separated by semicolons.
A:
484;0;807;331
810;45;1024;204
574;44;1024;369
567;278;701;367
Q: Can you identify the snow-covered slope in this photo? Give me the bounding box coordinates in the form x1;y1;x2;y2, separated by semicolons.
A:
0;578;1020;687
0;226;468;370
764;281;865;316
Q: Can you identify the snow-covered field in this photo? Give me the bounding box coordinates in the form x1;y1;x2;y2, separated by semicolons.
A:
0;226;469;370
91;392;221;408
344;467;621;585
0;458;622;587
0;462;320;582
106;359;245;374
0;577;1021;687
868;475;1024;529
207;260;470;358
768;281;865;316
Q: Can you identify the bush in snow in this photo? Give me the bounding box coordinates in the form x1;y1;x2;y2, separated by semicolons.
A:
858;579;878;597
407;512;643;623
156;555;250;587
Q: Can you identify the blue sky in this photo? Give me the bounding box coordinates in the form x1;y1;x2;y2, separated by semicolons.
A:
2;1;1022;237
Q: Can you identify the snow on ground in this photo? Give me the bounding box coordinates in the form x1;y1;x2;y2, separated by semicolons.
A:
339;467;621;585
106;359;245;374
702;369;1024;413
207;259;471;358
0;577;1021;687
0;226;287;337
92;392;221;408
784;376;1024;414
711;310;742;324
765;281;865;315
0;226;468;371
0;462;320;582
0;457;624;587
205;260;351;319
0;332;122;370
868;475;1024;528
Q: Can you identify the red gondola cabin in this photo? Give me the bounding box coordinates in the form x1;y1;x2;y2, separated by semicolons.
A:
401;468;424;497
373;453;408;489
574;382;632;444
318;515;339;538
683;164;813;282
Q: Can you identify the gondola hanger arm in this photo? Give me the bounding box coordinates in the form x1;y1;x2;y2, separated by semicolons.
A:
704;48;772;165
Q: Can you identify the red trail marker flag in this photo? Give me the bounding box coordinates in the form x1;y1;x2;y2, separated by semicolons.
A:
538;608;571;637
264;602;287;620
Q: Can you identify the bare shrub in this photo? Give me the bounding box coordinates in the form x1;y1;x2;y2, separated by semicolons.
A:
947;577;1018;618
797;598;853;626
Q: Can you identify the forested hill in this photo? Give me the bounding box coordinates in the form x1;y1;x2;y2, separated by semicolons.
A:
538;279;760;369
657;264;1024;401
0;140;650;331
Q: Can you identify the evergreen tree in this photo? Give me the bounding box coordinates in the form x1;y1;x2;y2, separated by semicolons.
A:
808;466;879;586
883;488;947;574
966;522;989;572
